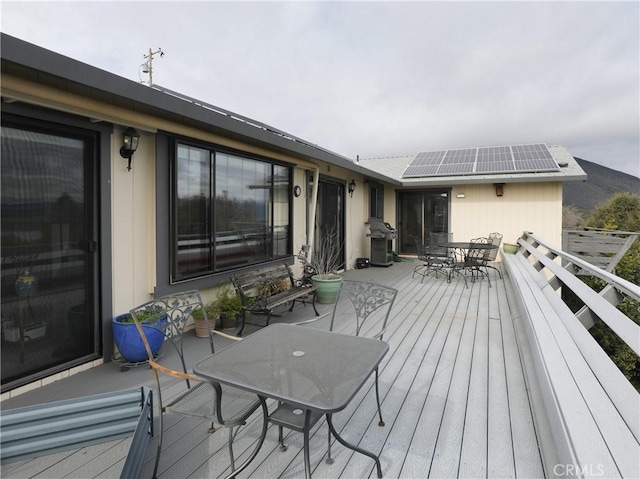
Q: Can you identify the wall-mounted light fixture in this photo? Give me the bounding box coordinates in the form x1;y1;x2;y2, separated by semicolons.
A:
494;183;505;197
119;127;140;171
293;185;302;197
348;179;356;198
456;192;466;199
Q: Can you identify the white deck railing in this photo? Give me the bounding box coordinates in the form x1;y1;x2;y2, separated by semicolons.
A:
501;232;639;478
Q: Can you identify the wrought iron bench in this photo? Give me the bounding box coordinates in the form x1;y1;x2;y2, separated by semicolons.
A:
231;263;318;336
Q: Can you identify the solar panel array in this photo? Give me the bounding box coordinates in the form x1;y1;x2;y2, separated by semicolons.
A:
402;143;559;178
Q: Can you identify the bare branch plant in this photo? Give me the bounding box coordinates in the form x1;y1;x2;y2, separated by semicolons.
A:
310;227;342;278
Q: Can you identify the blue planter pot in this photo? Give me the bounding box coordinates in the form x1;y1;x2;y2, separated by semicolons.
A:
15;272;39;297
113;314;167;362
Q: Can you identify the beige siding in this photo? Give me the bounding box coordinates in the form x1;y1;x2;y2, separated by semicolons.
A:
451;182;563;251
111;130;157;316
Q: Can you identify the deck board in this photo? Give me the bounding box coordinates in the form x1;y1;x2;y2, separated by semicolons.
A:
0;261;546;479
498;278;544;479
428;278;475;479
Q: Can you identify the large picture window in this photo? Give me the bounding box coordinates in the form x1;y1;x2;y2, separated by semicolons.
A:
173;142;291;281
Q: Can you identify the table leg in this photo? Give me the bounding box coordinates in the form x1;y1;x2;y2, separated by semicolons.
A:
303;410;313;479
325;414;383;478
225;396;269;479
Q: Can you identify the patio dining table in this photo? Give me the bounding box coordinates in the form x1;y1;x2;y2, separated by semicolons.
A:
438;241;498;285
193;323;389;479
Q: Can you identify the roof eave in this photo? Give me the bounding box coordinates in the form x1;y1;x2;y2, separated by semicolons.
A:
1;34;400;184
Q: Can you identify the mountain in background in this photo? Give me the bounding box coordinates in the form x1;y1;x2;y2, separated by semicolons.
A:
563;158;639;212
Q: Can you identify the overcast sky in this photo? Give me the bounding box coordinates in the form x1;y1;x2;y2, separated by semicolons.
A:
2;1;639;177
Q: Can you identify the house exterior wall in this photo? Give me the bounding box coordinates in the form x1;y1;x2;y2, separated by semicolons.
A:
111;129;158;316
3;74;387;306
1;74;343;397
0;64;563;396
450;182;563;250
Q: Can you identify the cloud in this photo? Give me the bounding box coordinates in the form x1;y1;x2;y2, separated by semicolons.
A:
1;0;638;177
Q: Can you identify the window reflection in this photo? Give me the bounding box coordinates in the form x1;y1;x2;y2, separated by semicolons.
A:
1;126;93;387
174;144;291;280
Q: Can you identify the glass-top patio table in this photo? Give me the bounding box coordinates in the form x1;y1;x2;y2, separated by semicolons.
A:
194;323;389;479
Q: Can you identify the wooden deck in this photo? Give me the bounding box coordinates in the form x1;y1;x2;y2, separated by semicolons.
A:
0;260;546;479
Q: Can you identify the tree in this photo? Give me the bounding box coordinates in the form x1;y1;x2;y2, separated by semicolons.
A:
584;192;640;232
562;205;584;229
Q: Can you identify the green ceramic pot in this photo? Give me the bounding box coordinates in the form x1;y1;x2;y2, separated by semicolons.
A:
503;243;519;254
311;274;343;304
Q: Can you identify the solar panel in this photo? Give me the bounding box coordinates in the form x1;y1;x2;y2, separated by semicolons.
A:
444;149;476;164
410;151;446;166
437;163;474;175
401;143;559;178
477;146;511;163
403;165;440;177
476;161;515;173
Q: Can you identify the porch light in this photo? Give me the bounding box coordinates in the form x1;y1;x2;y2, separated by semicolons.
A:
348;179;356;198
119;127;140;171
494;183;505;197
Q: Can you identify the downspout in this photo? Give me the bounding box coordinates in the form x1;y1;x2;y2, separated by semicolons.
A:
306;165;320;261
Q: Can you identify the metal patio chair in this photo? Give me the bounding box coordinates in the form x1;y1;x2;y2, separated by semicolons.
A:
485;232;504;278
330;281;397;426
130;290;260;478
412;233;452;282
465;237;492;287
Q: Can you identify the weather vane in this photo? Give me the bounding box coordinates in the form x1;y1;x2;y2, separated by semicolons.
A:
139;48;164;86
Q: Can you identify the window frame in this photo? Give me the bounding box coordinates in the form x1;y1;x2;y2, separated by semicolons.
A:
369;182;385;219
1;105;111;390
155;132;294;294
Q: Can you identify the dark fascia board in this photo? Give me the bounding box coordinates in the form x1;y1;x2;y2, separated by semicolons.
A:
1;33;400;186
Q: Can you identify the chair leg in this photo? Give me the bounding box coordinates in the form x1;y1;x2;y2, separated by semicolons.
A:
152;412;164;479
486;264;503;278
303;412;312;479
238;311;247;337
375;368;385;426
228;426;236;472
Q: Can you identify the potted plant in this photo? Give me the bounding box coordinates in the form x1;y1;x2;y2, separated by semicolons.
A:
112;306;168;363
212;284;243;330
191;302;217;338
309;227;343;303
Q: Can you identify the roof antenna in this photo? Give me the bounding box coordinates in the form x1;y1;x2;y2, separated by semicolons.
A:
356;155;360;164
140;48;164;86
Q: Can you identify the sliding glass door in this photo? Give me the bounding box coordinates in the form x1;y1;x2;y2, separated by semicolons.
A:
397;190;450;254
1;121;98;389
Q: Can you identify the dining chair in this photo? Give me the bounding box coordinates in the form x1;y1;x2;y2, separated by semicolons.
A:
485;232;504;278
466;237;492;287
411;233;452;282
129;290;260;479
